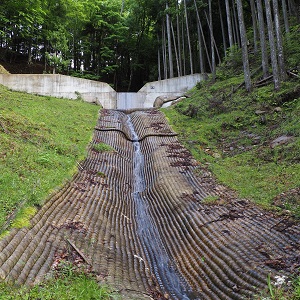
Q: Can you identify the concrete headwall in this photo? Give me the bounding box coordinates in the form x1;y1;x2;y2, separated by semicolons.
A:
136;73;208;108
0;74;117;109
0;73;207;109
117;74;208;109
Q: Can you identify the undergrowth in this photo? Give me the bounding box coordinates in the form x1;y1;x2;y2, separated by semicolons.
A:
253;273;300;300
92;142;114;153
0;85;99;234
163;75;300;218
0;262;113;300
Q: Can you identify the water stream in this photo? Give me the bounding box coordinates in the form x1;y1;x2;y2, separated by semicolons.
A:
126;114;195;300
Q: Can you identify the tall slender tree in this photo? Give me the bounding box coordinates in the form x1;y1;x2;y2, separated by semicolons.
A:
264;0;280;90
166;1;174;78
218;0;227;56
249;0;258;53
208;0;216;81
184;0;193;74
281;0;290;34
257;0;269;79
225;0;234;49
236;0;252;91
272;0;286;81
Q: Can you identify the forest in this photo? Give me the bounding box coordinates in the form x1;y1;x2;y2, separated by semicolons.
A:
0;0;299;92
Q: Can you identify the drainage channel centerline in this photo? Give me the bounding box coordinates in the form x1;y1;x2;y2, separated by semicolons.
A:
126;114;196;300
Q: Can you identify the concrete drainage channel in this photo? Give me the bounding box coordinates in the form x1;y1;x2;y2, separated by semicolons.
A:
0;109;299;299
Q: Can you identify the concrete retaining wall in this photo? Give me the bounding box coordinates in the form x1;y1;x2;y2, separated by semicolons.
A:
0;74;117;109
137;74;208;108
0;73;207;109
117;93;141;110
116;74;208;109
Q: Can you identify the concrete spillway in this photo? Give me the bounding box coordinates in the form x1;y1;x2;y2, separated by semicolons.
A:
0;109;299;299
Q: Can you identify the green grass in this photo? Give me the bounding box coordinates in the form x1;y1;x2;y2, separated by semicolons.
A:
92;142;114;153
253;274;300;300
0;85;99;232
162;76;300;217
0;262;113;300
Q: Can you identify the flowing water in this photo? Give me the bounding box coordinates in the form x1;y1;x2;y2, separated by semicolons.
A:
126;114;196;300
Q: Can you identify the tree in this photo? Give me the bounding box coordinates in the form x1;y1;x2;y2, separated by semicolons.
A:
249;0;258;53
272;0;286;81
264;0;280;90
236;0;252;91
225;0;234;49
257;0;269;79
166;1;174;78
183;0;193;74
208;0;215;81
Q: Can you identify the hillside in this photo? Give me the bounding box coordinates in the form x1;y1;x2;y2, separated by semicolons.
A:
163;72;300;219
0;83;99;232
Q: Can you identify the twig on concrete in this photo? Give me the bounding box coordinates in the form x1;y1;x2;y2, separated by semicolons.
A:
66;239;91;265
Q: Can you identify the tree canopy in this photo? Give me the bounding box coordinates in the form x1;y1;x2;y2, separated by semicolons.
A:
0;0;299;91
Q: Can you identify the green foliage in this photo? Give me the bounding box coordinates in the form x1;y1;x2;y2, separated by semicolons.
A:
253;274;300;300
285;25;300;70
0;85;99;229
162;74;300;218
71;72;101;81
0;263;112;299
92;142;114;153
218;46;244;79
45;52;70;74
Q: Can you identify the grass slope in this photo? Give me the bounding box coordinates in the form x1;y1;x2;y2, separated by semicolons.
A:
163;77;300;217
0;84;99;234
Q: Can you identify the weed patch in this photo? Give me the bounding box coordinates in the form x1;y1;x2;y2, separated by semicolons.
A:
92;142;114;153
0;262;113;299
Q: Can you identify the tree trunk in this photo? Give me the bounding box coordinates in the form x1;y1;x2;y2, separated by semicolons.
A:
231;9;237;45
27;40;32;65
288;0;300;22
181;18;186;76
250;0;259;53
232;0;241;48
218;0;227;56
281;0;290;34
264;0;280;90
236;0;252;91
176;1;182;76
184;0;193;74
193;0;211;72
166;2;174;78
205;11;221;65
162;21;168;79
171;21;181;77
121;0;125;14
272;0;286;81
208;0;216;82
225;0;234;49
158;35;162;80
194;0;205;73
257;0;269;79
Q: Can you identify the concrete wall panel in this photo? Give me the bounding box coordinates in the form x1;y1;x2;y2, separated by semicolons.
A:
138;74;208;108
0;73;207;109
0;74;117;109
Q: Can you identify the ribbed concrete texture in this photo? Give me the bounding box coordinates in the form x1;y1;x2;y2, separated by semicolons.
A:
0;109;299;299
